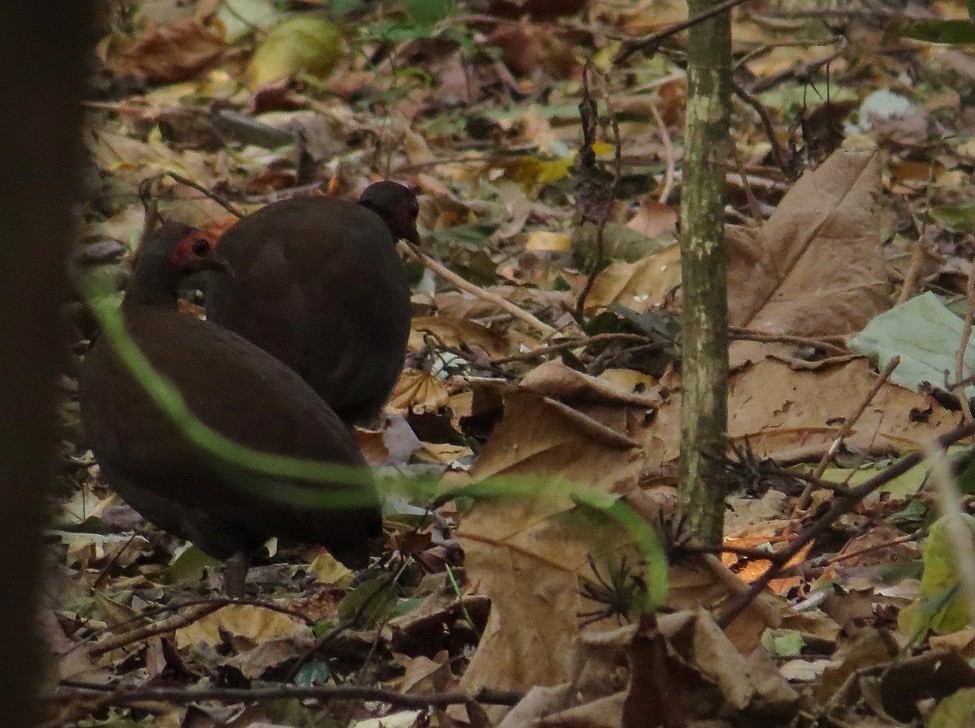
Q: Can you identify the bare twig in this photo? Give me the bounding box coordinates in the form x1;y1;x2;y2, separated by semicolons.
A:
490;333;651;365
727;327;848;356
732;81;790;176
647;99;675;204
574;66;623;323
954;263;975;424
896;237;926;305
613;0;759;64
157;172;245;218
56;681;523;710
730;143;763;223
397;239;556;337
88;603;222;656
749;44;847;94
924;440;975;627
793;356;900;512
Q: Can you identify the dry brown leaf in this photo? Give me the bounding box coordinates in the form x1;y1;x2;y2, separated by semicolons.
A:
399;652;450;694
409;315;508;358
521;359;661;410
726;150;891;337
471;389;640;483
456;380;655;693
597;368;658;394
354;414;422;466
639;354;957;470
387;368;450;414
416;442;473;464
584;245;681;315
626;197;678;239
226;632;316;679
110;18;224;83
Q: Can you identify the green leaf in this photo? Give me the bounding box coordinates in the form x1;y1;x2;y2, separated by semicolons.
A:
761;628;805;657
404;0;456;26
292;661;331;687
930;204;975;233
902;514;975;636
217;0;279;43
894;19;975;45
392;596;423;617
929;687;975;728
849;292;975;397
165;544;221;583
338;574;398;625
330;0;363;16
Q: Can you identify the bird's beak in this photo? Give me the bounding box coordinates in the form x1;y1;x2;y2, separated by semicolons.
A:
210;254;236;278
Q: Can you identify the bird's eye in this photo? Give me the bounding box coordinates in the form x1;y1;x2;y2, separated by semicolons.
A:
191;238;210;256
409;200;419;217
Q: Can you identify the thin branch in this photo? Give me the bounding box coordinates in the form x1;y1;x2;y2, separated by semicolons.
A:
647;99;675;204
613;0;759;64
896;237;926;305
490;333;651;365
158;172;245;218
727;327;849;356
925;440;975;627
88;603;222;657
954;263;975;424
573;65;623;323
793;355;900;512
397;239;556;338
56;681;524;710
732;81;790;176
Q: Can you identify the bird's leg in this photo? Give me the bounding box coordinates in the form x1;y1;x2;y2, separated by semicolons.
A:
223;551;249;597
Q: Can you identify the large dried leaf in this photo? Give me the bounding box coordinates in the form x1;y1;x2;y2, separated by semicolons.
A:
727;150;891;336
640;353;957;470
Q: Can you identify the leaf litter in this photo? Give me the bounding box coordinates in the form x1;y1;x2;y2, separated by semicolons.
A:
54;0;975;726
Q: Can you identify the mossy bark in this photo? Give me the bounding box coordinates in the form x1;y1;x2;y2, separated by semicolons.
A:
678;0;732;545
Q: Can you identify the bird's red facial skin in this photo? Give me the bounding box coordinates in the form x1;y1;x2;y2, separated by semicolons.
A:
170;231;222;272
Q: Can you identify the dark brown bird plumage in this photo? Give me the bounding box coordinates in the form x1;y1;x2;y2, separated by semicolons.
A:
79;222;382;594
205;182;417;426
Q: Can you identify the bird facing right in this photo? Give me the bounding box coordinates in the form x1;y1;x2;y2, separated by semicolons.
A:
206;182;418;427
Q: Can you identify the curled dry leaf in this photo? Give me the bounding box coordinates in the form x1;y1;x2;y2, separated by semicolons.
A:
640;354;958;472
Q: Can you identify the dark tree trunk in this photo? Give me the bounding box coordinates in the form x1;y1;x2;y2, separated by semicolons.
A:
0;6;91;726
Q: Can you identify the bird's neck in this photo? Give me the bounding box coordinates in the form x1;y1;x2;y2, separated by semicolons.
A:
125;254;183;309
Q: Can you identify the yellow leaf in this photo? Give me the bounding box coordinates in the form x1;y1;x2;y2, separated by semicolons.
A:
307;552;354;587
247;14;343;89
175;605;301;648
525;231;571;252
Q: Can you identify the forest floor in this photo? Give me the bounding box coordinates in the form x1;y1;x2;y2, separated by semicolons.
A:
49;1;975;726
